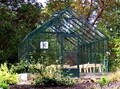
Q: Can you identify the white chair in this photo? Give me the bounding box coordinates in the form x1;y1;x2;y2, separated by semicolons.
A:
96;64;102;73
83;64;89;73
82;63;102;73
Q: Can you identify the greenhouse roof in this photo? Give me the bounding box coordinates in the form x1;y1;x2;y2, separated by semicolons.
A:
23;7;108;45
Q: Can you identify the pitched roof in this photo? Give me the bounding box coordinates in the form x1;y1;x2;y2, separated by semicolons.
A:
23;7;107;45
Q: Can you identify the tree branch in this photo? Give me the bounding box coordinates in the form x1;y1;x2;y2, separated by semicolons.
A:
86;0;93;21
91;0;105;25
92;7;104;25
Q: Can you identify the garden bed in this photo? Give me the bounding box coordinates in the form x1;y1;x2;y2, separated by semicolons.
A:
9;83;94;89
9;81;120;89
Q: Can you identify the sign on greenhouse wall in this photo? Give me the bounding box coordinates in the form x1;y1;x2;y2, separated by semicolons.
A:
40;41;49;49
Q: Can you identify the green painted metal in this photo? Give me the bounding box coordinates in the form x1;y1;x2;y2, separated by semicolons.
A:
18;7;109;77
83;45;85;63
94;43;96;63
77;36;80;77
90;44;92;63
60;34;63;68
94;43;97;71
88;45;90;63
61;34;80;77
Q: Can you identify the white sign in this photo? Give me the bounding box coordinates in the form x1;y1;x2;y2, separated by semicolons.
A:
40;41;48;49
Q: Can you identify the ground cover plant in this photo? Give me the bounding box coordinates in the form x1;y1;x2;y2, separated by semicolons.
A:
0;63;19;89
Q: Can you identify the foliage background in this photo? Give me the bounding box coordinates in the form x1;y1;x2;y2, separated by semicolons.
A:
0;0;120;71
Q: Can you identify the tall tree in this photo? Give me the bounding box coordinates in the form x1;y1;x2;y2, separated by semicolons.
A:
45;0;73;15
72;0;118;25
72;0;120;71
0;0;47;63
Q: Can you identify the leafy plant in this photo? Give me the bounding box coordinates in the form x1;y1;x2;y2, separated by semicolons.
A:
35;77;59;86
33;64;76;86
0;63;19;85
107;71;120;82
98;76;109;86
113;38;120;63
0;82;9;89
0;73;9;89
11;60;44;73
34;76;75;86
59;76;75;86
11;60;29;73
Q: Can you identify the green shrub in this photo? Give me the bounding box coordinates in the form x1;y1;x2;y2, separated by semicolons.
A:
11;60;29;73
33;65;76;86
107;71;120;82
59;76;75;86
0;73;9;89
35;77;59;86
11;60;42;73
13;59;76;86
109;38;120;72
0;63;19;85
0;82;9;89
98;76;109;86
34;76;75;86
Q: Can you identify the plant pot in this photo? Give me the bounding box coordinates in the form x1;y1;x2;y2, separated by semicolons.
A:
19;73;29;81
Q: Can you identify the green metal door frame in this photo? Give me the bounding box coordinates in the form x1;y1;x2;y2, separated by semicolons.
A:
60;34;80;77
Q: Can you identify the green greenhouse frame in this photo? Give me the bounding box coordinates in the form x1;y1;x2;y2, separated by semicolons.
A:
18;7;109;77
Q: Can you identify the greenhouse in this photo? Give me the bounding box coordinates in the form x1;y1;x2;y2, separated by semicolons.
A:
18;7;109;77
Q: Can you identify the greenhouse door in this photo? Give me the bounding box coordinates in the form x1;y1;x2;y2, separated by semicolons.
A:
61;34;80;77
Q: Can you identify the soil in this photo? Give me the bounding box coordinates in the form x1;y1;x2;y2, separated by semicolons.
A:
9;83;95;89
9;81;120;89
